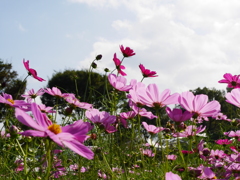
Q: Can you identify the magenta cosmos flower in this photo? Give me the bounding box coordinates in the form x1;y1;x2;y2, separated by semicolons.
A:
218;73;240;88
166;107;192;122
120;45;135;57
113;53;126;76
15;103;94;159
179;91;220;118
23;59;45;82
165;171;182;180
108;74;132;91
139;64;158;78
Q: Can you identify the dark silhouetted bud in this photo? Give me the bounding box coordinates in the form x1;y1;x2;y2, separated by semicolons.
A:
96;54;102;60
104;68;110;72
91;62;97;69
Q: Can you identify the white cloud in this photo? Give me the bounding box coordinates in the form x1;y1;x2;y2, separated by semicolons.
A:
75;0;240;93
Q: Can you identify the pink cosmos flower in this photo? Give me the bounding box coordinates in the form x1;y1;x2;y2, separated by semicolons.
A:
120;45;135;57
139;64;158;78
22;88;45;102
130;101;157;119
224;130;240;141
212;112;231;122
108;74;132;91
165;171;182;180
166;154;177;161
142;122;164;134
129;83;179;109
226;88;240;108
113;53;126;76
23;59;45;81
85;108;117;133
218;73;240;88
15;103;94;159
44;87;66;98
215;139;233;145
166;107;192;122
173;125;206;138
38;104;56;113
141;148;155;157
65;96;92;110
0;93;30;111
179;91;221;118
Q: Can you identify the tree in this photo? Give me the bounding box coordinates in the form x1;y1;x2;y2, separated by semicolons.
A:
41;69;118;114
0;59;26;121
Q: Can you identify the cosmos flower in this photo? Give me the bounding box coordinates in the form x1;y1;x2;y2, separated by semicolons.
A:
120;45;135;57
0;93;30;111
166;107;192;122
142;122;164;134
218;73;240;88
139;64;158;78
15;103;94;159
179;91;221;118
226;88;240;108
165;171;182;180
113;53;126;76
22;88;45;102
108;74;132;91
23;59;45;82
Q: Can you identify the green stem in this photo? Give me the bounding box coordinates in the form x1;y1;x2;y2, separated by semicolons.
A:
45;139;53;179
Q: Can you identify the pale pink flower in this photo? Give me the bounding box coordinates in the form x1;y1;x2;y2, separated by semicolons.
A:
142;122;164;134
65;96;92;110
165;171;182;180
44;87;65;98
22;88;45;102
15;103;94;159
226;88;240;107
139;64;158;78
166;154;177;161
38;104;56;113
108;74;132;91
0;93;30;111
218;73;240;88
85;108;116;133
179;91;221;118
173;125;206;138
166;107;192;122
224;130;240;141
141;148;155;157
120;45;135;57
23;59;45;81
129;83;179;108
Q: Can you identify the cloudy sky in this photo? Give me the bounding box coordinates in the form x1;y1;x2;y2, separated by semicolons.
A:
1;0;240;96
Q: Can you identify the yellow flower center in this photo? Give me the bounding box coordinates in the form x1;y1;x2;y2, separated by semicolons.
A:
48;124;62;134
7;99;14;104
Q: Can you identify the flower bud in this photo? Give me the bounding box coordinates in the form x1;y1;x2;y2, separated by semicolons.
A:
95;54;102;60
104;68;110;73
91;62;97;69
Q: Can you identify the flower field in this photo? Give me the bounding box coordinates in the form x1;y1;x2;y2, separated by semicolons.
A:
0;45;239;179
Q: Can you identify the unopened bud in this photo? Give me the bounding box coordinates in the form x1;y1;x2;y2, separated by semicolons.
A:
95;54;102;60
91;62;97;69
104;68;110;73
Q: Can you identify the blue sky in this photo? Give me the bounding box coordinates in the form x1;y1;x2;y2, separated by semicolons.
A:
1;0;240;96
